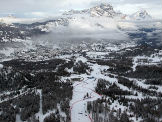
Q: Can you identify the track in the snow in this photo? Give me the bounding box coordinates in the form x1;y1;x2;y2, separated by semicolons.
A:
70;78;102;122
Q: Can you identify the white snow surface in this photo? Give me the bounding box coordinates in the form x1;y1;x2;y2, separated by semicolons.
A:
0;48;15;57
0;64;3;69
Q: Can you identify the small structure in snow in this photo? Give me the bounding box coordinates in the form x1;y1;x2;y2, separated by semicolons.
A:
71;77;83;82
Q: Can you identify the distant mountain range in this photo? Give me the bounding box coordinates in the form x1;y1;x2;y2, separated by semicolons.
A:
0;3;154;25
63;3;152;21
0;3;161;44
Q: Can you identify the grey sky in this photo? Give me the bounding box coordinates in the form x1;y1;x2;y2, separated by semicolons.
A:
0;0;161;18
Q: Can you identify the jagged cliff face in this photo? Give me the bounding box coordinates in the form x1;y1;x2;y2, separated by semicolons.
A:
86;3;117;17
63;4;153;20
63;3;118;17
130;10;152;20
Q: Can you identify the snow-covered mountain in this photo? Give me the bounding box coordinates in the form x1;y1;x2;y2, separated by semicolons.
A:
63;4;154;21
63;3;122;18
130;10;152;20
0;4;155;26
0;3;161;44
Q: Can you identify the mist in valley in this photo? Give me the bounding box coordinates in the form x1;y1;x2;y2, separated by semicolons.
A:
31;17;130;48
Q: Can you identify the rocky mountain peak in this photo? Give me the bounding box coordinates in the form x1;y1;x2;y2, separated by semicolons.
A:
131;10;152;20
63;3;117;17
88;3;116;17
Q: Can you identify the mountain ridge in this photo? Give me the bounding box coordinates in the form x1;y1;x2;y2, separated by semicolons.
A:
0;3;154;25
130;9;152;20
63;3;121;18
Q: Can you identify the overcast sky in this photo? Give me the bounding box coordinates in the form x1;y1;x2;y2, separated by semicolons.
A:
0;0;162;19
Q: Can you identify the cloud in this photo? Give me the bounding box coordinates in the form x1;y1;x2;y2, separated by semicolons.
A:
32;16;129;48
24;12;59;18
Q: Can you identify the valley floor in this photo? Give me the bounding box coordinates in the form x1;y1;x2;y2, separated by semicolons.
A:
0;42;162;122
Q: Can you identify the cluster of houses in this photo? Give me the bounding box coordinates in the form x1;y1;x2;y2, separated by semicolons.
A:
13;48;61;61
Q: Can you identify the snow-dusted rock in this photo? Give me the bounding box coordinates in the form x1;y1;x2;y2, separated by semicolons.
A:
130;10;152;20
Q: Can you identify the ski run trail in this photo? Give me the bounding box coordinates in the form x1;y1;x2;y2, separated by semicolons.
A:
70;58;110;122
